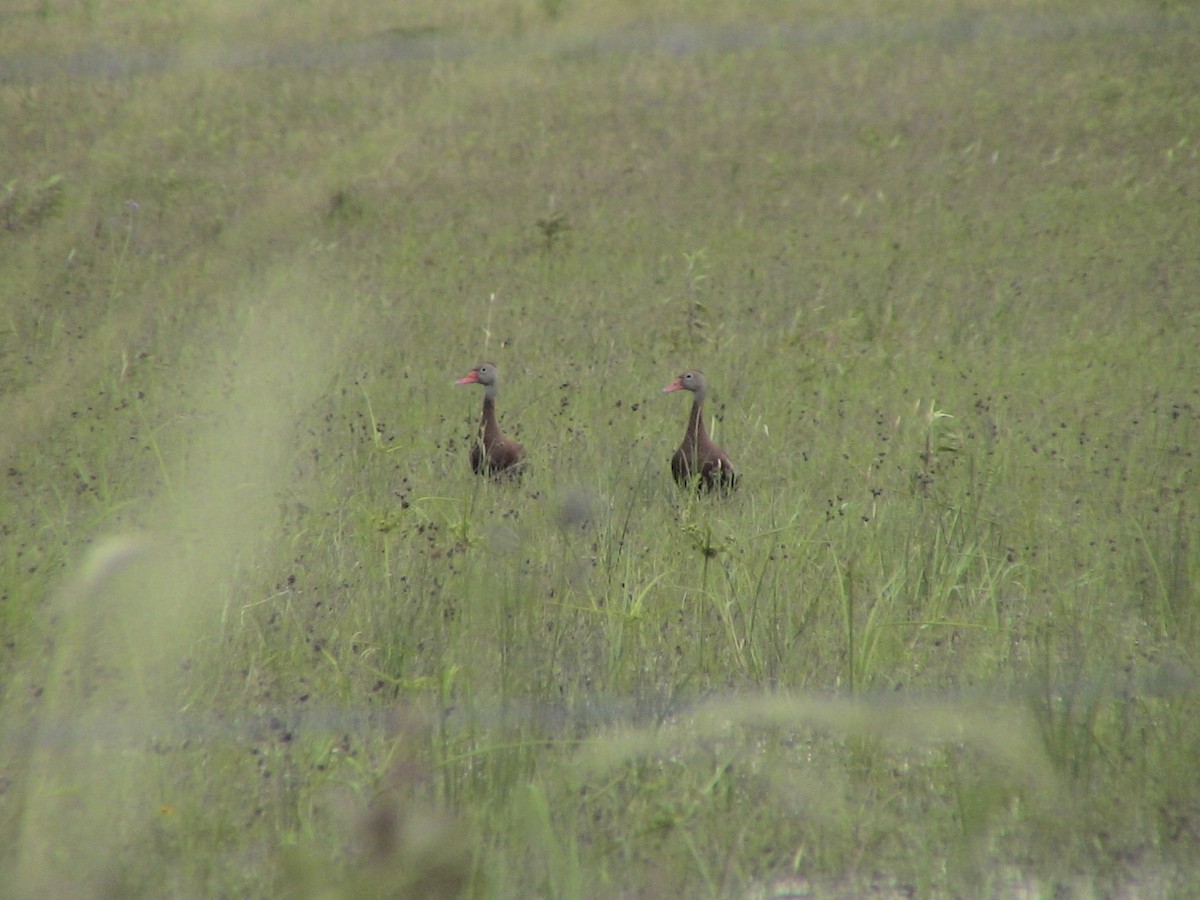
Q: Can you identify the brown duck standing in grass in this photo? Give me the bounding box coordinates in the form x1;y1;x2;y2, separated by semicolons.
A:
662;369;738;493
457;362;526;480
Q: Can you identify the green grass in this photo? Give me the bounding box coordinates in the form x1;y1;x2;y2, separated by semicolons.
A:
2;0;1199;896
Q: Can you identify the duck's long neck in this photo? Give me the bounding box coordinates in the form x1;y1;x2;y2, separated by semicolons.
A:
480;390;502;443
684;388;708;448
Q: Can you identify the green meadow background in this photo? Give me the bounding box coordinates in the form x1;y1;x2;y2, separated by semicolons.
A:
2;0;1198;896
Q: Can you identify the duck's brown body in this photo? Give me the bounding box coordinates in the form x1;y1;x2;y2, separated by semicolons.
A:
457;363;526;480
663;370;737;493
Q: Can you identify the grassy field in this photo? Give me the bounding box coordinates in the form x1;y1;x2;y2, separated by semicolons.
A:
2;0;1199;896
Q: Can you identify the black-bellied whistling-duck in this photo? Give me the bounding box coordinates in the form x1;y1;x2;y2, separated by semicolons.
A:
662;369;738;493
457;362;526;480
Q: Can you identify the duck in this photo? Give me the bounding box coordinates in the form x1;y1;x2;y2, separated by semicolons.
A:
662;369;738;492
456;362;526;479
